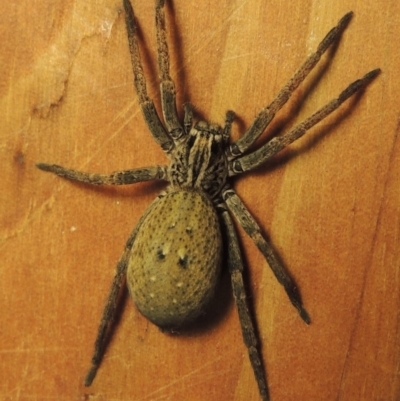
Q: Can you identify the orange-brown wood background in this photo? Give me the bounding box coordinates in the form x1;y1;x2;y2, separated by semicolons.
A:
1;0;399;400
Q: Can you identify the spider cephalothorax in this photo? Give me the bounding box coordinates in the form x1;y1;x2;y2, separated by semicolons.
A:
37;0;379;399
170;119;229;198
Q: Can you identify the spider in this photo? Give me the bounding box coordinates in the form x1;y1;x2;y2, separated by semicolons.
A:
37;0;379;400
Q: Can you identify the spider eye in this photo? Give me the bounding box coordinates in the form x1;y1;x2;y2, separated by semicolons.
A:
195;121;207;130
214;134;222;143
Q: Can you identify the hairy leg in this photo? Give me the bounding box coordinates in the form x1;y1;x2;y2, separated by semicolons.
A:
36;163;167;185
123;0;173;152
85;195;163;385
220;206;269;401
156;0;184;141
223;187;310;323
230;69;380;174
229;12;353;158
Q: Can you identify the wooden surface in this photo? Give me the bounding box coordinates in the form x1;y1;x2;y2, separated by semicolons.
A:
1;0;399;400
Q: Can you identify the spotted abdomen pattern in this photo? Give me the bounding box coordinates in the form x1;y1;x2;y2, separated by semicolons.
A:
127;189;222;328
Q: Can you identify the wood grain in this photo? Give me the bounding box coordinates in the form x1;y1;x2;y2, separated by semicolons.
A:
1;0;398;400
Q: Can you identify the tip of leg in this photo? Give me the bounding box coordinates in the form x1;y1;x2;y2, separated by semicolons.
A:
36;162;50;171
226;110;236;120
341;11;354;25
123;0;133;17
364;68;381;82
335;11;353;34
299;307;311;325
84;365;98;387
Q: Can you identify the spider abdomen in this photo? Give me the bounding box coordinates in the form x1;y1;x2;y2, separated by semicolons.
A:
127;189;222;329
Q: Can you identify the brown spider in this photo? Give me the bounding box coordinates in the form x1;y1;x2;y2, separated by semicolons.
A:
37;0;380;400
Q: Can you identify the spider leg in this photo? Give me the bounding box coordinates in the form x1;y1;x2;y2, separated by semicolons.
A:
36;163;167;185
123;0;173;153
230;68;380;174
222;187;310;324
85;195;163;386
156;0;184;141
220;206;269;401
228;12;353;158
183;103;193;134
223;110;235;143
